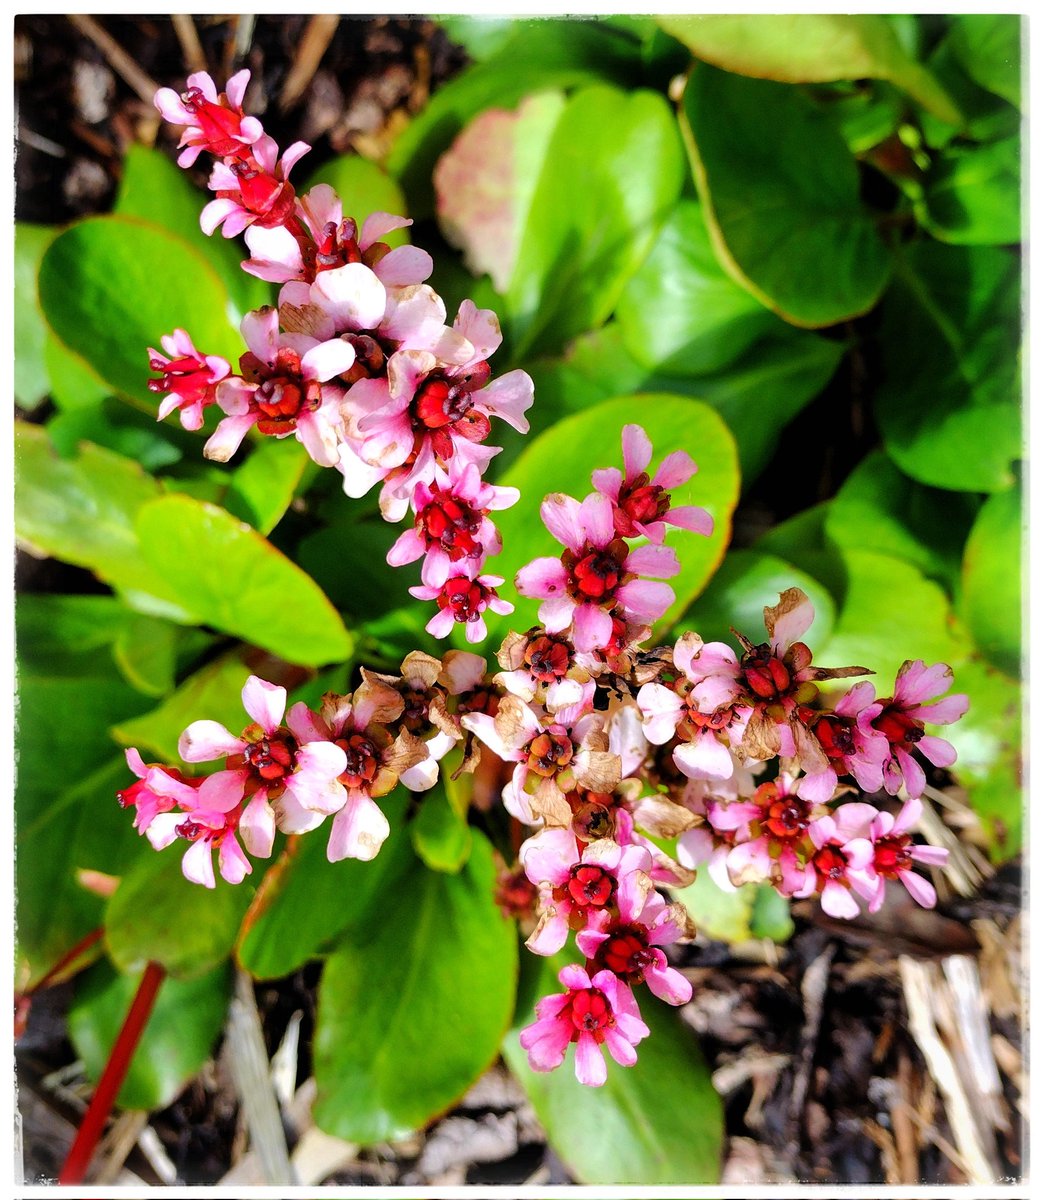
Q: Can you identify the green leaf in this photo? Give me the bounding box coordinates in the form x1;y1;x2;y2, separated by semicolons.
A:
410;784;473;873
434;91;566;294
222;436;309;535
614;198;779;375
115;144;269;315
135;494;354;667
111;651;253;764
676;548;837;654
825;450;980;592
660;14;961;124
236;790;412;980
106;847;256;980
112;614;179;698
485;394;740;647
313;832;518;1143
949;15;1021;109
959;486;1021;677
437;15;517;61
14;423;190;618
15;223;60;410
506;84;685;357
680;64;892;328
921;33;1019;151
946;659;1022;861
68;960;231;1111
387;19;644;218
38;215;243;407
816;549;972;687
675;869;756;944
750;885;795;943
47;397;186;472
921;136;1020;246
299;155;410;246
503;953;723;1184
44;332;111;411
874;243;1021;492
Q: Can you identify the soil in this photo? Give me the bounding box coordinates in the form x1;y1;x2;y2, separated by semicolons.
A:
13;13;1024;1189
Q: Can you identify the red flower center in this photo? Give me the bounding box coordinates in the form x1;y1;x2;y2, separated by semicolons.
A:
181;86;249;156
565;987;614;1039
763;792;811;842
565;539;628;602
562;863;616;910
147;354;212;404
436;576;495;624
811;844;849;884
814;714;857;760
615;474;670;536
872;705;924;746
241;346;322;435
239;729;298;784
225;158;296;227
873;834;913;878
336;733;379;789
594;923;657;983
417;489;485;562
523;635;571;682
410;365;492;461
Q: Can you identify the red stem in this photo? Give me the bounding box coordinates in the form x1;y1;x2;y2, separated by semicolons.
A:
57;961;166;1186
28;927;105;995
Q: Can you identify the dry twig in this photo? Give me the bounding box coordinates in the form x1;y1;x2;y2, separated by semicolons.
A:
66;15;160;106
279;15;340;111
171;14;207;75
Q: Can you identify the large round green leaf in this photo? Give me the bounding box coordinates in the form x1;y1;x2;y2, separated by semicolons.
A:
959;486;1022;677
874;243;1021;492
236;790;412;980
949;14;1021;109
15;222;59;410
816;548;972;688
922;136;1020;246
680;64;893;328
503;953;723;1184
68;960;231;1111
106;848;256;980
483;394;740;647
946;658;1022;862
661;14;960;123
38;216;243;407
506;84;686;357
312;833;518;1143
135;494;354;667
614;198;778;374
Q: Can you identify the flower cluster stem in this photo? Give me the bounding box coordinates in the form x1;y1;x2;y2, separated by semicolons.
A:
57;961;166;1185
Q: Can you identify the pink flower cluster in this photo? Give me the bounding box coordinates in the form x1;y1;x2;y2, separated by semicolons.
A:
149;70;531;637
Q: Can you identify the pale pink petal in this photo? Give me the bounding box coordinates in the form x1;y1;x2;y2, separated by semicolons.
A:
360;211;412;247
275;786;330;833
145;812;181;851
916;694;969;724
525;910;571;956
520;826;577;885
539;594;578;633
477;370;533;433
301;338;357;383
572;603;614;653
645;960;692;1005
196;770;248;813
917;734;958;768
312;262;388;331
769;595;815;655
603;1027;639;1067
591;466;623;502
279;140;312;176
673;734;734;781
154;87;194;124
374;245;433;286
295;739;349;781
243;223;304;280
241;675;287;733
299;184;342;235
295;410;340;468
326;791;390;862
178;720;246;762
820;880;860;919
239;791;276;859
901;870;938;908
636;682;684;745
574;1033;608;1086
204;413;257;462
910;843;949;868
218;832;252;884
896;748;927;798
336;442;388;498
182;839;216;889
200;197;242;236
224;68;250;107
399;757;440;792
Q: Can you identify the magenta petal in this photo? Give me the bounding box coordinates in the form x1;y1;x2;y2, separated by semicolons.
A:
621;424;653;481
525;911;570;956
917;734;958;768
515;556;569;600
624;543;679;580
572;603;613;653
603;1027;639;1067
652;449;698;489
616;579;674;624
539;494;584;553
916;694;969;724
591;466;623;501
901;870;938;909
479;370;533;433
519;1017;570;1072
645;962;692;1006
578;493;615;548
666;504;714;536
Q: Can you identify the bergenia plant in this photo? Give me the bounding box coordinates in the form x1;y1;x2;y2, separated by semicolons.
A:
110;68;968;1100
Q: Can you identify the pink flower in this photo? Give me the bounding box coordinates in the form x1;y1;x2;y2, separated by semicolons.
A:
117;749;193;835
872;660;969;798
722;774;813;890
154;69;264;168
518;963;650;1086
244;186;433;287
790;802;879;919
805;680;890;799
147;328;230;431
515;492;679;653
201;133;311;239
519;827;653;956
494;629;587;713
177;675;348;870
576;872;693;1005
861;798;949;911
386;458;519;587
409;571;514;643
592;423;712;543
205;306;354;465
